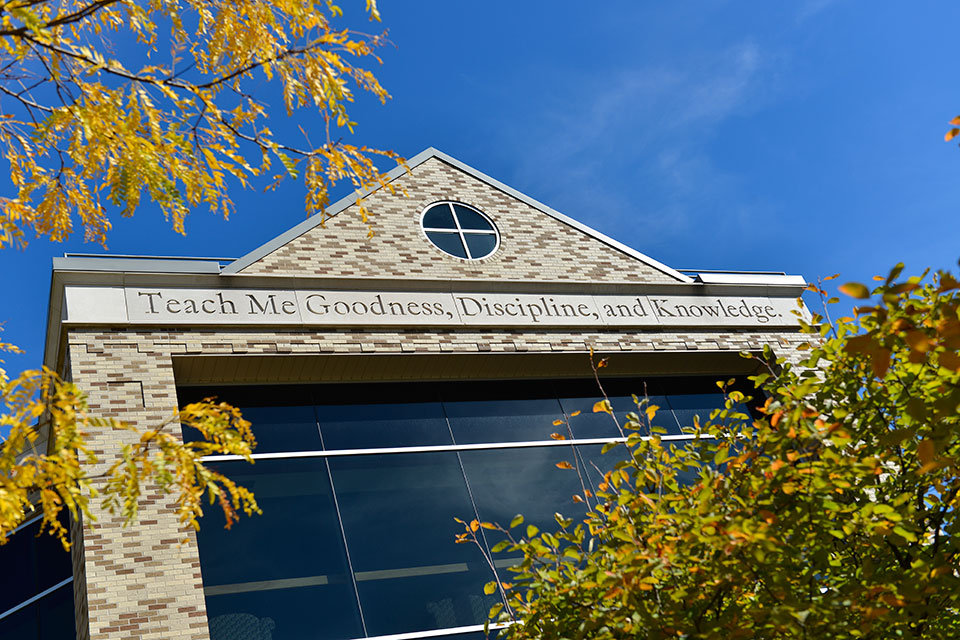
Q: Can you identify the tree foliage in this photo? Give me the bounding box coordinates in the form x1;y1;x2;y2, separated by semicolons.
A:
0;0;399;247
462;265;960;639
1;335;260;546
1;0;397;546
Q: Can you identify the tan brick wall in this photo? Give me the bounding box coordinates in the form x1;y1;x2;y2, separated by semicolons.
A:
68;339;209;640
66;322;811;639
239;157;681;284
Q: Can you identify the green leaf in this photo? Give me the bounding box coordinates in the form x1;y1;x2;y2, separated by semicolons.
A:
601;441;620;454
509;514;524;529
893;526;917;542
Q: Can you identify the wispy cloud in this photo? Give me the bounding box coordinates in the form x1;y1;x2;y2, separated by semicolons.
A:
796;0;842;23
502;41;776;255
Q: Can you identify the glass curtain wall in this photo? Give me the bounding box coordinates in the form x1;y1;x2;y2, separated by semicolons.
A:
184;377;754;640
0;515;75;639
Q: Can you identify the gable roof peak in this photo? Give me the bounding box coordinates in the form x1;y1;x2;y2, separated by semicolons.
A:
221;147;692;283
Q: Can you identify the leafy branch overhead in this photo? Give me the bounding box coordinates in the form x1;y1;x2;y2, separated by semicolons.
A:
477;265;960;639
0;340;261;547
0;0;401;247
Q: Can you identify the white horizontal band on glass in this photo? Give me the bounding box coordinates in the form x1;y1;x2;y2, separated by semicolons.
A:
0;577;73;622
353;621;510;640
201;433;711;462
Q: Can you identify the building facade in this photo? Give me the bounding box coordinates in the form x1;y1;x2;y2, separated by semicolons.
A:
2;148;809;640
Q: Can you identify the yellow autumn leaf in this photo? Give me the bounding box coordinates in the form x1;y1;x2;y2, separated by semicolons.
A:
593;399;612;414
838;282;871;299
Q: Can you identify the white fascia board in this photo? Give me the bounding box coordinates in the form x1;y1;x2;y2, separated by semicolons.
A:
221;147;693;283
695;273;807;286
53;256;222;274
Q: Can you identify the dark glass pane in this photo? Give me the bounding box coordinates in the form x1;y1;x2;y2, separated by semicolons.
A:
422;204;456;229
557;381;680;438
240;405;321;454
452;204;493;231
207;587;361;640
179;387;321;454
329;453;497;637
426;231;468;258
198;459;363;640
182;405;320;454
576;443;633;492
661;377;756;432
38;582;75;640
34;519;72;596
0;601;36;640
444;386;564;444
464;233;497;259
0;520;37;612
667;392;727;431
460;446;587;546
0;513;72;615
318;401;452;450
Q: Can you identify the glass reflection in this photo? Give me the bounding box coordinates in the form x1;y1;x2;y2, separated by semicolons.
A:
445;383;564;444
460;446;587;539
426;231;467;258
318;401;452;450
329;453;497;637
452;204;492;230
240;405;321;454
422;204;456;229
198;459;362;640
555;379;681;439
464;234;497;259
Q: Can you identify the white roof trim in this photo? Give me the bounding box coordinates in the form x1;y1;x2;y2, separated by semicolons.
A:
221;147;693;282
695;273;807;286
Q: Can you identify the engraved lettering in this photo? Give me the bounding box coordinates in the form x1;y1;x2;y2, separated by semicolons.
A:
247;294;279;314
138;291;162;314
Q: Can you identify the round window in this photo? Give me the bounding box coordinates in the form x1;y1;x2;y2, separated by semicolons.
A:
420;202;499;260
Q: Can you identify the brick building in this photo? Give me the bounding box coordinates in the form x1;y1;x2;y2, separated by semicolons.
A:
2;148;809;639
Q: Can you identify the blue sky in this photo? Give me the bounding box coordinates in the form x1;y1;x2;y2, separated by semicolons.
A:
2;1;959;372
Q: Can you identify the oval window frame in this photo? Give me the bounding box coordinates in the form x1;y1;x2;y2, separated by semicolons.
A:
419;201;501;261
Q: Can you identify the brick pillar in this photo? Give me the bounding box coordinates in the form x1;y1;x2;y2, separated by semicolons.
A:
67;333;210;640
